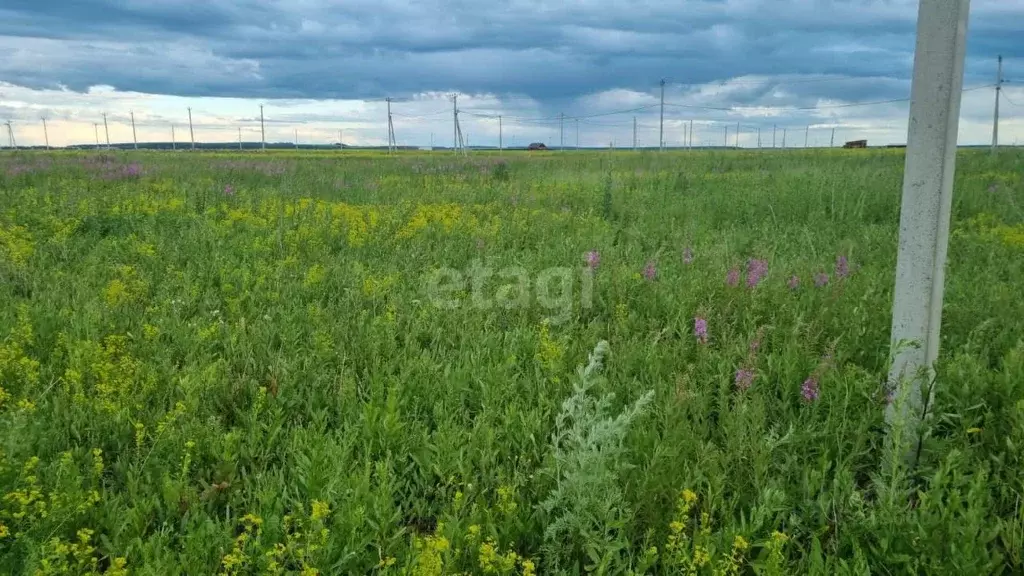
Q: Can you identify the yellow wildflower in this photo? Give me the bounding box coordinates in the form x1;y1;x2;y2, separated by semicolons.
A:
311;500;330;522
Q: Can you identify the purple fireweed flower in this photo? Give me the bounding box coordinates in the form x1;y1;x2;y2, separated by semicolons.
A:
643;261;657;281
682;246;694;264
726;267;740;287
835;255;850;279
746;258;768;288
224;184;234;196
735;368;755;391
788;275;800;290
585;250;600;270
694;317;708;344
814;272;829;287
750;336;762;354
801;377;820;402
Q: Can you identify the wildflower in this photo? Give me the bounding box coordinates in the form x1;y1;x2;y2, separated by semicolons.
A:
801;377;820;402
726;267;740;287
643;261;657;281
681;489;697;505
694;317;708;344
814;272;829;287
585;250;600;270
311;500;330;521
682;246;694;264
224;185;234;196
735;368;755;391
788;275;800;290
835;255;850;279
746;258;768;288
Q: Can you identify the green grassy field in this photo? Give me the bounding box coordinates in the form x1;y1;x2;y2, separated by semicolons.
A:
1;148;1023;575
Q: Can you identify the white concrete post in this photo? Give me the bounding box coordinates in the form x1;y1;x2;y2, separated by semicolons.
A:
885;0;970;464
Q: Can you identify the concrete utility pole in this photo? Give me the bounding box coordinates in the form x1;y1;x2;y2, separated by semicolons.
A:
102;113;110;149
689;119;693;149
831;128;836;148
575;118;580;150
172;125;176;150
386;97;395;154
885;0;971;467
782;128;787;148
633;116;637;150
757;127;762;148
805;125;810;148
187;107;195;150
294;128;298;148
41;118;49;150
992;55;1002;152
735;122;740;148
498;115;503;152
131;111;138;149
239;127;243;150
5;121;14;149
260;105;266;151
94;123;99;147
772;124;777;148
451;94;458;154
560;113;565;151
659;78;666;151
724;125;729;147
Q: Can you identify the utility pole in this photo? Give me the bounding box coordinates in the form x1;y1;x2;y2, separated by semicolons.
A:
735;122;740;148
885;0;970;467
239;127;243;150
805;125;810;148
757;127;762;148
41;118;49;150
260;105;266;151
559;113;565;151
339;129;343;148
5;121;14;149
498;115;503;152
782;128;787;148
94;123;99;147
451;93;458;154
575;118;579;150
992;55;1002;152
187;107;195;150
772;124;777;148
172;125;176;150
295;128;298;149
689;119;693;149
683;123;687;150
386;97;394;154
724;125;729;147
831;128;836;148
102;113;110;149
659;78;666;151
633;116;637;150
130;111;138;149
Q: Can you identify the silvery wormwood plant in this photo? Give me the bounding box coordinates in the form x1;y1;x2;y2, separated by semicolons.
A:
539;340;655;573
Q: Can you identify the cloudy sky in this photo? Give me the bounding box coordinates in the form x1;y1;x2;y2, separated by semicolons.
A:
1;0;1022;148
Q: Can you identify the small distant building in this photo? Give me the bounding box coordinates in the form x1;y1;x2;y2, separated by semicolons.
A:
843;139;868;149
527;142;548;150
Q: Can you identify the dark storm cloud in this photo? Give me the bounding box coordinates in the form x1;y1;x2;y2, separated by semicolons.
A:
0;0;1021;106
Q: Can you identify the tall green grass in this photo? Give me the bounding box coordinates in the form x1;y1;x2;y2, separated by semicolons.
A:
0;148;1022;575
